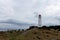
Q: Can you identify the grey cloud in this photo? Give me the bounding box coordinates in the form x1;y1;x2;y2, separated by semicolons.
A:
0;0;60;26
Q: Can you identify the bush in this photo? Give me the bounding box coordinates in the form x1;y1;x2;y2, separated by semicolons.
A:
28;26;38;30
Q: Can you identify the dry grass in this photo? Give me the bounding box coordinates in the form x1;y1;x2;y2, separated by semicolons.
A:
0;28;60;40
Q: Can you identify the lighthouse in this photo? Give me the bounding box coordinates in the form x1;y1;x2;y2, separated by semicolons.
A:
38;14;41;27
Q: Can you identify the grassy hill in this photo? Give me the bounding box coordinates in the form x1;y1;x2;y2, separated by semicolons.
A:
0;26;60;40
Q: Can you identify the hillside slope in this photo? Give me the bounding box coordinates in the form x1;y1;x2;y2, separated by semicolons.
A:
0;28;60;40
16;28;60;40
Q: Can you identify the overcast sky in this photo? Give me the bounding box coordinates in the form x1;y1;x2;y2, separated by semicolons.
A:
0;0;60;26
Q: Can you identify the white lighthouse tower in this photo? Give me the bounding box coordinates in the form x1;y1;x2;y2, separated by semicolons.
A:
38;14;41;27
